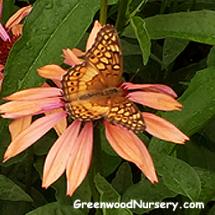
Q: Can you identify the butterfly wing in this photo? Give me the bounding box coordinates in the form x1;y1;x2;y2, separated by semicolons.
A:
106;93;145;132
85;24;123;87
62;62;110;120
62;24;145;131
62;24;123;120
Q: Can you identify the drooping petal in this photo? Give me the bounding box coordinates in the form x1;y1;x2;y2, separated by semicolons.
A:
0;97;63;118
42;120;81;188
37;65;66;81
45;108;67;136
4;111;66;162
4;87;62;101
122;82;177;98
63;48;82;66
104;120;158;183
0;23;10;41
9;116;32;140
66;122;93;196
5;5;32;30
11;24;23;37
128;91;182;111
143;112;189;144
86;20;102;51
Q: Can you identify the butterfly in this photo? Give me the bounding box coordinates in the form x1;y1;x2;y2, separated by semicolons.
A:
62;24;145;132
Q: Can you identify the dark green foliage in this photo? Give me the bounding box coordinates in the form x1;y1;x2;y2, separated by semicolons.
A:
0;0;215;214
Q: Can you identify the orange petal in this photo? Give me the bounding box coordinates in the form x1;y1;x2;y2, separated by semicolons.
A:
37;65;66;81
86;20;102;51
0;23;10;41
4;111;66;162
63;48;82;66
42;120;81;188
4;87;62;101
104;120;158;183
5;5;32;30
122;82;178;98
143;112;189;144
11;24;23;37
128;91;182;111
45;108;67;136
66;122;93;196
9;116;32;141
0;97;63;118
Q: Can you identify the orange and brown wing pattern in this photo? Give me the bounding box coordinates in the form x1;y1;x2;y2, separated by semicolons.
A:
85;24;123;87
106;96;145;132
62;62;109;120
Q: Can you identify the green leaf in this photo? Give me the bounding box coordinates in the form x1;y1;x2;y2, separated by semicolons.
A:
145;10;215;44
2;1;18;24
207;46;215;67
163;38;189;68
26;202;83;215
194;167;215;202
94;174;133;215
122;178;177;214
155;155;201;201
209;205;215;215
1;0;99;97
121;38;141;56
0;175;32;202
149;67;215;155
111;162;133;194
101;152;122;177
124;10;215;45
177;136;215;172
0;201;31;215
130;16;151;65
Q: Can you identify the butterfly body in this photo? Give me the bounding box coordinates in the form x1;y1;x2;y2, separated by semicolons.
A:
62;24;145;132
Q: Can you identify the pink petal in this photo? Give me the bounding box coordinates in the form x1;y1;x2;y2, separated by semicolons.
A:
71;48;85;57
45;108;67;136
5;5;32;30
86;20;102;51
0;97;63;118
4;87;62;101
0;23;10;41
122;82;177;98
104;120;158;183
143;112;189;144
37;65;66;81
128;91;182;111
63;48;82;66
9;116;32;141
4;111;66;162
66;122;93;196
42;120;81;188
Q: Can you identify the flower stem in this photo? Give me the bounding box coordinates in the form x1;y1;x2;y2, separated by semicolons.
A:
99;0;107;25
